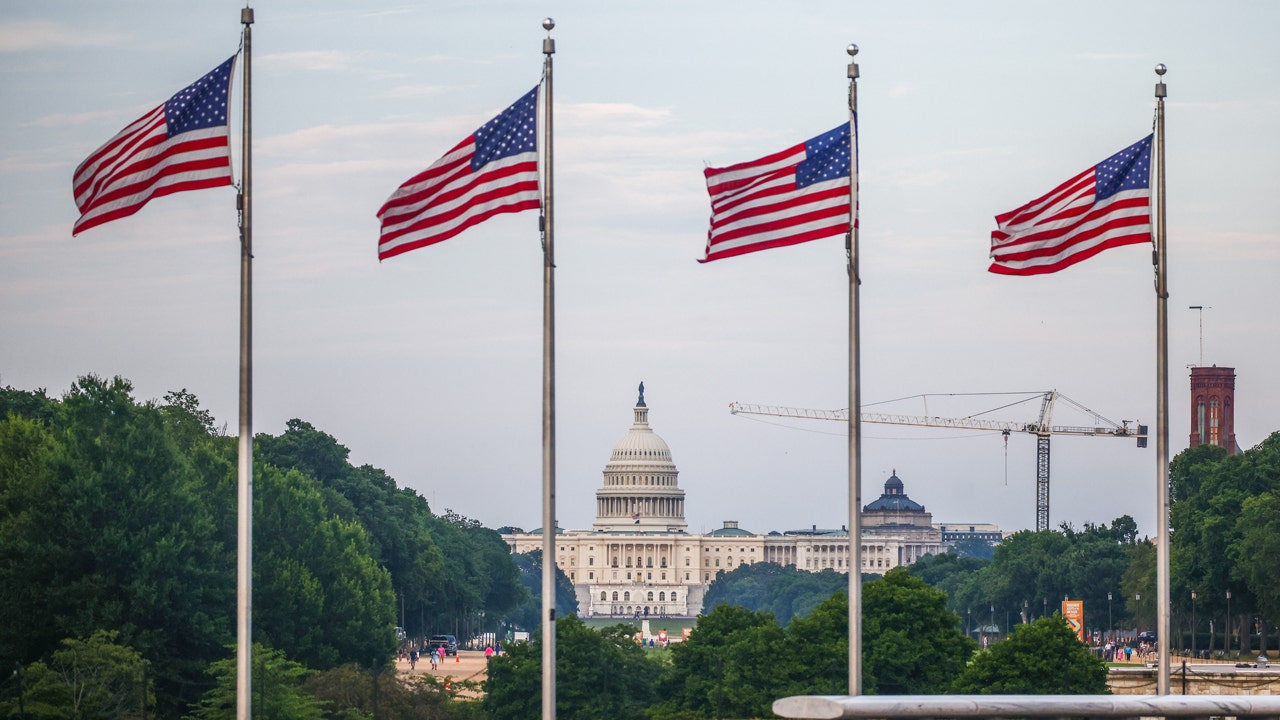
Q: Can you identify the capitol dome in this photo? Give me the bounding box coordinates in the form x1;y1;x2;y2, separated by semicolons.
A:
593;383;687;532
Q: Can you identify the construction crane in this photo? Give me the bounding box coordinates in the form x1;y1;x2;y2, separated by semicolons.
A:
729;390;1147;532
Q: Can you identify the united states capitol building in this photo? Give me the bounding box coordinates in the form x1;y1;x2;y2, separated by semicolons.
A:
502;385;988;618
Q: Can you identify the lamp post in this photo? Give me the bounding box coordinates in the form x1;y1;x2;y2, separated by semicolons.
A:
1136;593;1142;637
1226;590;1232;656
967;607;971;637
1108;592;1113;641
1191;591;1197;656
1043;597;1047;619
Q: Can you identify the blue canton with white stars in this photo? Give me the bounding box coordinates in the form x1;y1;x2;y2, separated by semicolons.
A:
796;123;852;188
473;86;539;171
1094;134;1152;200
164;55;234;137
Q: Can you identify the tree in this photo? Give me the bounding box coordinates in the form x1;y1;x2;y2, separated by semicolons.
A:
861;568;975;694
184;644;328;720
933;520;1137;638
778;591;848;697
781;571;974;697
1170;434;1280;653
0;384;57;425
485;615;659;720
907;552;988;605
253;464;398;669
701;561;863;625
0;375;234;714
253;418;532;643
950;537;996;562
650;603;785;719
1232;492;1280;628
255;419;352;486
5;630;152;720
507;550;571;631
951;614;1108;694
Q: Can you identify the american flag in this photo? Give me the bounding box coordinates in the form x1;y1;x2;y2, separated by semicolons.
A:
989;135;1153;276
701;122;853;263
73;56;236;236
378;86;541;261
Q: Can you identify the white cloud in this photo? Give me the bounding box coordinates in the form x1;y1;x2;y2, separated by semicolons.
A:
376;84;448;100
260;51;354;71
26;109;121;129
560;103;673;129
0;19;126;52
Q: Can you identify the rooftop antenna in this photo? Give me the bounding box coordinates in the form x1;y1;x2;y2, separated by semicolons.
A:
1189;305;1210;366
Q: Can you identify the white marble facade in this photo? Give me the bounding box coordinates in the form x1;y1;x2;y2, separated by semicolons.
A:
503;386;949;618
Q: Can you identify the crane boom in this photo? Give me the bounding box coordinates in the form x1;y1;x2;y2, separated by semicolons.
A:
728;391;1147;531
728;403;1144;439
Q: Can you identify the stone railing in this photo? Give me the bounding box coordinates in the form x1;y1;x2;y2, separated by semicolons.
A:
773;694;1280;719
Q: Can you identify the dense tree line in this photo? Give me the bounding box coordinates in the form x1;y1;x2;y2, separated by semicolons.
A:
701;561;874;625
4;373;1275;717
507;550;580;633
898;433;1280;654
487;569;1107;719
0;376;534;717
1170;433;1280;654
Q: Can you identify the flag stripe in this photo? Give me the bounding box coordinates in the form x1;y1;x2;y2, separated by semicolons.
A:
988;135;1152;276
377;86;540;261
709;182;849;238
72;56;236;236
378;154;538;241
700;123;852;263
73;107;168;209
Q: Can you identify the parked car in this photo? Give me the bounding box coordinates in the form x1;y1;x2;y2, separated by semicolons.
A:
428;634;458;656
1137;630;1157;644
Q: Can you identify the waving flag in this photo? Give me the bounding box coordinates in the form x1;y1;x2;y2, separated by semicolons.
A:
701;122;852;263
378;86;541;261
989;135;1153;275
73;56;236;236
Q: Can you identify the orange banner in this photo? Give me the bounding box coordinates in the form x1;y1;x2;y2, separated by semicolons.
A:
1062;600;1085;642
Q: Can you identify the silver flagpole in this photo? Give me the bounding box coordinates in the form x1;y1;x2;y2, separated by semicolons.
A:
845;43;863;697
540;17;558;720
236;6;255;720
1153;62;1170;696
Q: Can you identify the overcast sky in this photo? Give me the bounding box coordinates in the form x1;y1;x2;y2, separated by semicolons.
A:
3;1;1277;539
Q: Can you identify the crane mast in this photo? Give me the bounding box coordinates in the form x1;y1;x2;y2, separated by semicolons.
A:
729;390;1146;531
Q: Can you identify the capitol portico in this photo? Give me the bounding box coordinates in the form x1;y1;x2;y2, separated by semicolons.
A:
502;385;953;618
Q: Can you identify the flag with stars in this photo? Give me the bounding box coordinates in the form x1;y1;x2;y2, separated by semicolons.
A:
989;135;1153;276
73;55;236;236
701;122;853;263
378;86;541;261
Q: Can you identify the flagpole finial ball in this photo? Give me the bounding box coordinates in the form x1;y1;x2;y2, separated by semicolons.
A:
543;17;555;31
847;44;859;57
1155;63;1167;76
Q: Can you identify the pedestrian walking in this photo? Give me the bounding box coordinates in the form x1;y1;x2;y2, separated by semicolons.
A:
409;649;418;670
429;648;438;670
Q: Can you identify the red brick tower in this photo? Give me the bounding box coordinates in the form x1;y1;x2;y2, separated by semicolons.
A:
1189;366;1237;454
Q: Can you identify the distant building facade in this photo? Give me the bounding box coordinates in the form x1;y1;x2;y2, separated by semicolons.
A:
503;386;973;618
1189;365;1238;454
935;523;1006;545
